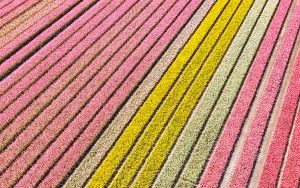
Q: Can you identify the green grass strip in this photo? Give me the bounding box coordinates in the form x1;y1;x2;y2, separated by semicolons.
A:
130;0;254;187
176;0;279;186
153;0;270;186
86;0;230;187
62;1;216;187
